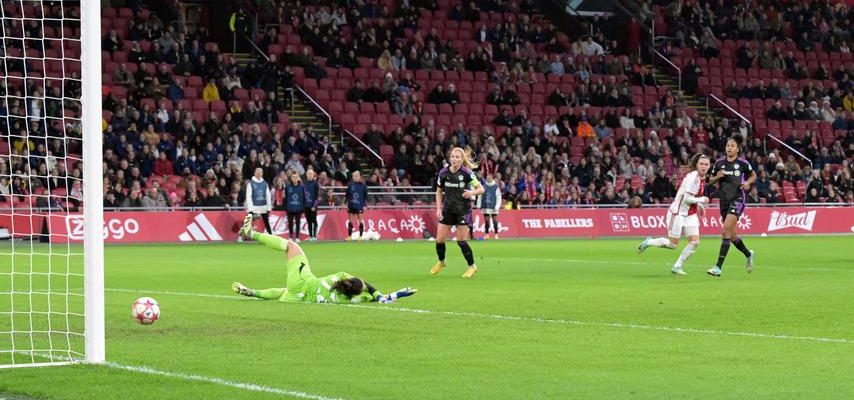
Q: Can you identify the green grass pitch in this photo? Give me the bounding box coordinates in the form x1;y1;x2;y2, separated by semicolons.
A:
1;236;853;399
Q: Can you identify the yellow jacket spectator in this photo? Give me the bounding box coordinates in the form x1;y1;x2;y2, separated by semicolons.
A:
203;79;221;102
844;92;854;112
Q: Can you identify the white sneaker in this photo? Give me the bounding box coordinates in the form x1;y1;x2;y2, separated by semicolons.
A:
637;237;651;253
295;238;301;243
707;266;722;277
671;267;687;275
746;250;754;273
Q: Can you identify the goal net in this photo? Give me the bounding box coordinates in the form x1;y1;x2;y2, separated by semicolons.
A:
0;0;103;368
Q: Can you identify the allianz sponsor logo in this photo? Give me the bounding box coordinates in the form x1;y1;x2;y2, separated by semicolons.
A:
767;210;816;232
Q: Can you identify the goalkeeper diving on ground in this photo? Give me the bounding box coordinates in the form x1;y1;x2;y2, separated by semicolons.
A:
232;215;417;304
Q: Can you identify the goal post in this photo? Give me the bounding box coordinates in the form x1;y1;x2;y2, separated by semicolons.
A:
82;0;104;365
0;0;103;368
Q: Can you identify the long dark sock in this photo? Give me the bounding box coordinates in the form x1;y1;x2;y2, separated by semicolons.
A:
347;221;353;236
261;213;272;233
492;218;499;234
458;241;475;266
716;239;731;268
436;242;446;261
484;217;491;234
358;222;364;236
732;237;751;257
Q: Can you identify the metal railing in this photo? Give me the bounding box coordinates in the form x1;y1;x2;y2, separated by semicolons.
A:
652;49;681;92
708;93;753;128
344;129;385;167
766;134;813;170
240;33;270;62
3;201;850;214
295;85;333;138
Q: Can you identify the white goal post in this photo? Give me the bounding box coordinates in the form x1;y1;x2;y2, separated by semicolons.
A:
0;0;103;368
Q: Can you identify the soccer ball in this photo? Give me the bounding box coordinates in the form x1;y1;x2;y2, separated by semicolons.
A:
131;297;160;325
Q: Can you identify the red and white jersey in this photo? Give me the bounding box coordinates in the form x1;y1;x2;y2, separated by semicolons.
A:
668;171;705;216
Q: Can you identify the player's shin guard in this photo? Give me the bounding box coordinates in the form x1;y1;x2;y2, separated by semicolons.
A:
732;237;751;257
674;241;698;269
458;241;475;266
716;239;731;268
436;242;446;261
251;232;289;251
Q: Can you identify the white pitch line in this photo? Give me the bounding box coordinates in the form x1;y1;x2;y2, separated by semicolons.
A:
106;287;248;300
107;288;853;345
14;351;345;400
103;361;345;400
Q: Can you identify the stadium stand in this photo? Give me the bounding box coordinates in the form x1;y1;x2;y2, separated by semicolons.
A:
0;0;851;211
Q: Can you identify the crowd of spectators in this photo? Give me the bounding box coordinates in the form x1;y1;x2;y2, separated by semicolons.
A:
1;0;851;212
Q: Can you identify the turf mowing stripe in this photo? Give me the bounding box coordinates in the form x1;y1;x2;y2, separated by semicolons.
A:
343;304;854;344
16;351;346;400
106;288;854;345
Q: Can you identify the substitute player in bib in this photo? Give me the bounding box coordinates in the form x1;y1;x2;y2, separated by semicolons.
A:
232;215;417;303
431;148;485;278
285;172;305;242
636;154;711;275
345;171;368;240
707;136;756;277
476;172;502;239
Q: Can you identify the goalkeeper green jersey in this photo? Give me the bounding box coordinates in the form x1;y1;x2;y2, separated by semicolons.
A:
281;255;376;303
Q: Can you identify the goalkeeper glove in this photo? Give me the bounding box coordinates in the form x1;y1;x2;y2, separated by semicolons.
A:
378;287;418;303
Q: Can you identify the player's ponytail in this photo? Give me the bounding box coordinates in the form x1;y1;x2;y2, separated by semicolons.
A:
687;153;709;172
452;147;479;170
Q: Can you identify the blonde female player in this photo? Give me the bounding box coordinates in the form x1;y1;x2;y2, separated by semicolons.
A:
636;153;711;275
431;148;485;278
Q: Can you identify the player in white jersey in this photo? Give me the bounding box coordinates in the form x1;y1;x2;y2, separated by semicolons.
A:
636;154;711;275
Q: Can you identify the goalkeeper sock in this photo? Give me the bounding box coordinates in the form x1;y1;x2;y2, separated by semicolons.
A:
458;241;475;266
716;239;731;268
251;232;288;251
254;288;286;300
649;237;676;249
732;237;752;257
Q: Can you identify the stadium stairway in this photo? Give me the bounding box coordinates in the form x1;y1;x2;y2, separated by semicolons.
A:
231;52;334;141
652;66;715;120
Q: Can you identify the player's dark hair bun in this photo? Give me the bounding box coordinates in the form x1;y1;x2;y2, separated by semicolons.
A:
729;135;744;147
